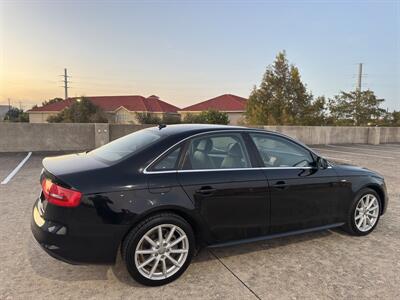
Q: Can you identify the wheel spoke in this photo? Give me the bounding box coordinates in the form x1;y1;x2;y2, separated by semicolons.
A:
362;196;368;208
169;235;186;248
136;249;156;255
165;253;181;267
368;205;379;212
144;235;157;247
158;225;163;244
355;214;362;220
366;198;375;210
162;259;167;278
362;216;367;228
149;256;161;278
357;217;364;228
138;256;155;269
170;249;188;254
165;226;176;243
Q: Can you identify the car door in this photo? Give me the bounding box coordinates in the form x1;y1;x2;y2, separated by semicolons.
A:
177;132;269;244
248;132;341;233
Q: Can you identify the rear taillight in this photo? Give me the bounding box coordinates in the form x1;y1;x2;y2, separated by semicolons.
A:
41;179;82;207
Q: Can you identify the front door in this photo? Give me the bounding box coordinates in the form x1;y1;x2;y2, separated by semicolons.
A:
177;132;269;243
248;132;341;233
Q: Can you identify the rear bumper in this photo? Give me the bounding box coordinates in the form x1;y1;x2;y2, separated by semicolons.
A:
31;199;126;264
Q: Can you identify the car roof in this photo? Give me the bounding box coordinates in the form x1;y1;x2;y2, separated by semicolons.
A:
144;124;318;158
146;124;250;136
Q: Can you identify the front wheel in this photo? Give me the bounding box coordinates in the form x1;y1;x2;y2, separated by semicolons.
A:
122;213;195;286
344;188;381;236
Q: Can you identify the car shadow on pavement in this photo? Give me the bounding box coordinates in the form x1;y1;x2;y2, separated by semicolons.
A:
198;229;333;261
27;236;110;282
27;229;337;287
111;229;335;287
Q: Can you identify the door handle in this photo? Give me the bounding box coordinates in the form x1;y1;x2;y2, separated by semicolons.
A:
196;186;216;195
271;180;289;190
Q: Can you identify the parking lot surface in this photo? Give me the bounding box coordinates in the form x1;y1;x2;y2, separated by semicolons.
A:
0;144;399;299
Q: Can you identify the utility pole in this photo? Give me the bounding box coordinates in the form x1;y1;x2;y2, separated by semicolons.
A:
8;98;11;112
356;63;363;92
62;68;70;99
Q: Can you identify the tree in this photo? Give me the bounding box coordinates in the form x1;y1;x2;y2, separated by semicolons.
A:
199;110;229;124
135;112;181;124
3;107;29;122
182;110;229;125
32;97;64;109
246;51;323;125
391;111;400;126
135;112;162;124
47;97;108;123
327;90;385;126
182;113;203;124
302;96;327;126
161;114;181;124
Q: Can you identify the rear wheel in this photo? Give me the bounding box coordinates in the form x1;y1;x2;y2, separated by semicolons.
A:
344;188;381;236
122;213;195;286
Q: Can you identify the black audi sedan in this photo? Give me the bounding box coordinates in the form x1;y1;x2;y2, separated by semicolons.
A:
31;124;388;286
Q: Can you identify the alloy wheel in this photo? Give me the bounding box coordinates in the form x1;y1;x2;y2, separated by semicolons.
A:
134;224;189;280
354;194;380;232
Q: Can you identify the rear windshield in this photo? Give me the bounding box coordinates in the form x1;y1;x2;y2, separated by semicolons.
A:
90;129;161;162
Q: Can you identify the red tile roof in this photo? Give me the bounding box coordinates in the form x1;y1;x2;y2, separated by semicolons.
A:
181;94;247;112
29;95;180;113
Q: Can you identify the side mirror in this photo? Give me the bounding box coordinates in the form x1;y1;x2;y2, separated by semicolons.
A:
317;157;329;169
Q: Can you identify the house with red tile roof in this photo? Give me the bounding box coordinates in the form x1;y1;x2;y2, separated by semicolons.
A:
179;94;247;125
28;95;180;124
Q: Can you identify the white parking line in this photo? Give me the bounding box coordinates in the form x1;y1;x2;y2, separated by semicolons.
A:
1;152;32;185
312;148;395;159
326;144;400;155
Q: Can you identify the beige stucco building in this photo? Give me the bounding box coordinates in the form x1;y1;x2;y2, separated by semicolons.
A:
28;95;180;124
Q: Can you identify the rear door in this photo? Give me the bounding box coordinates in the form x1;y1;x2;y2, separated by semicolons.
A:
248;132;341;233
177;132;269;243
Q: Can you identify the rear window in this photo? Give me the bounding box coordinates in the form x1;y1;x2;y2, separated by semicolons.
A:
90;129;161;162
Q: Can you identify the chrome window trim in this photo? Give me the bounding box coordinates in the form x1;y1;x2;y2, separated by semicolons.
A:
143;129;321;174
180;167;313;173
144;166;314;174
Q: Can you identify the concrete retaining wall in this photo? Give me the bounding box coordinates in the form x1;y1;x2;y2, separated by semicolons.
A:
0;123;399;152
0;123;95;152
259;126;374;145
109;124;152;141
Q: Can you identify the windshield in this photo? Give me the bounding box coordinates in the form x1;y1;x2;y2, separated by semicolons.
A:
90;129;161;162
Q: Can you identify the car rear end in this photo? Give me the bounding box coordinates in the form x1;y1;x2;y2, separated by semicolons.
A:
31;161;127;264
31;128;172;265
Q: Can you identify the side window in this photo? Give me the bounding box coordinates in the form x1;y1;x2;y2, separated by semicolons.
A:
151;147;181;171
182;133;251;170
250;133;314;168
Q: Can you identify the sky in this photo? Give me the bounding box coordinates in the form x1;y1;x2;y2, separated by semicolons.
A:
0;0;399;111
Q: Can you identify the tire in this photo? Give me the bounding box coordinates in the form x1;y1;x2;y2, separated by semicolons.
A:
343;188;381;236
122;213;195;286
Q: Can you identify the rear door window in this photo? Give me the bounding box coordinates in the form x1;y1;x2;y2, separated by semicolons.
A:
182;133;251;170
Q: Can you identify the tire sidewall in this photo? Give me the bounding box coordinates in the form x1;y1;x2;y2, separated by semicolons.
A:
349;188;381;236
124;214;195;286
